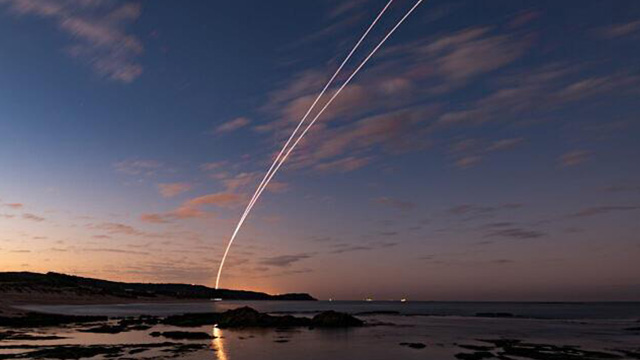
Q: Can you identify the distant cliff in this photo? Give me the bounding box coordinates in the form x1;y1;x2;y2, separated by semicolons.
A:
0;272;316;302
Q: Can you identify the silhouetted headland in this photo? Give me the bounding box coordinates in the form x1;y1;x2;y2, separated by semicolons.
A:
0;271;315;316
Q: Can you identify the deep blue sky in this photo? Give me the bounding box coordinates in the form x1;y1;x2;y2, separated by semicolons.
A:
0;0;639;300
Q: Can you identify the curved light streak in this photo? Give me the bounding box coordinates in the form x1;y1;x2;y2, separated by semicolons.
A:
214;0;395;290
215;0;424;289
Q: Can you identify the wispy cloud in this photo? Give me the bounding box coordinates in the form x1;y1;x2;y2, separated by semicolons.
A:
313;156;372;173
82;248;149;256
4;203;24;209
259;253;313;267
251;22;535;173
507;10;541;29
184;192;243;209
596;19;640;39
330;241;397;254
0;0;144;82
103;259;216;283
22;213;45;222
485;227;546;240
449;137;525;168
157;182;192;198
140;213;170;224
90;222;143;236
486;138;525;152
559;150;592;167
215;117;251;134
448;203;523;217
143;161;290;223
437;64;639;127
423;26;530;82
141;191;243;223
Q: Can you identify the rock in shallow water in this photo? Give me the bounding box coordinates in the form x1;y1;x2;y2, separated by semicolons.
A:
454;339;626;360
216;307;310;328
399;342;427;349
150;331;213;340
166;306;364;329
311;310;364;328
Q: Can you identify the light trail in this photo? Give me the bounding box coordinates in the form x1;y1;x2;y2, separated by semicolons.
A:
214;0;394;289
215;0;424;289
214;0;395;290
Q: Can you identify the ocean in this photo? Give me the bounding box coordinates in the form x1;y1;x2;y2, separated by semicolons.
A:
18;300;640;319
4;301;640;360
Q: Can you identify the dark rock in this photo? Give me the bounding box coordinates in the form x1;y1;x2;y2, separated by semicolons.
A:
150;331;213;340
117;316;160;327
0;331;66;341
0;342;206;359
479;339;522;348
15;346;124;360
613;349;640;359
459;344;495;351
216;307;269;328
217;307;310;328
478;339;624;360
400;342;427;349
475;312;516;318
160;306;361;329
127;348;148;355
0;313;107;328
79;324;128;334
455;351;496;360
311;311;363;327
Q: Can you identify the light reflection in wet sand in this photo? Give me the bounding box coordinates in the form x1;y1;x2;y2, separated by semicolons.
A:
213;326;228;360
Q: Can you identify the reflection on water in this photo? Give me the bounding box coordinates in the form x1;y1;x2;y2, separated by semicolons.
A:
213;326;228;360
18;301;640;320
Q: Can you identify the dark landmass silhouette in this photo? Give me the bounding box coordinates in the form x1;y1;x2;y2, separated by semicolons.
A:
0;271;315;315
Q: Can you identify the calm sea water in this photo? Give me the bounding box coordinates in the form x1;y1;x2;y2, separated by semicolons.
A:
19;300;640;320
5;301;640;360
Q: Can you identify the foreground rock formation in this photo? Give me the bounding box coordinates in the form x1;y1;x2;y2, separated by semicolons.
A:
0;306;363;330
162;306;364;329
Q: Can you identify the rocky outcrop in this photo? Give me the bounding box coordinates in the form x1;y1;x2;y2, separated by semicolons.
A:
160;306;364;329
310;310;364;327
150;331;213;340
216;307;310;328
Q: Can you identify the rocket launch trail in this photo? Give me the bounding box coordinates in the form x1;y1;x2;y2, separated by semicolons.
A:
215;0;425;289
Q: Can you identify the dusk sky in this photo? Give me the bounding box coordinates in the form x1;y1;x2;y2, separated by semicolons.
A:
1;0;639;301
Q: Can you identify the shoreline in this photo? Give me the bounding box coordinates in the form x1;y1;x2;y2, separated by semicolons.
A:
0;295;216;317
